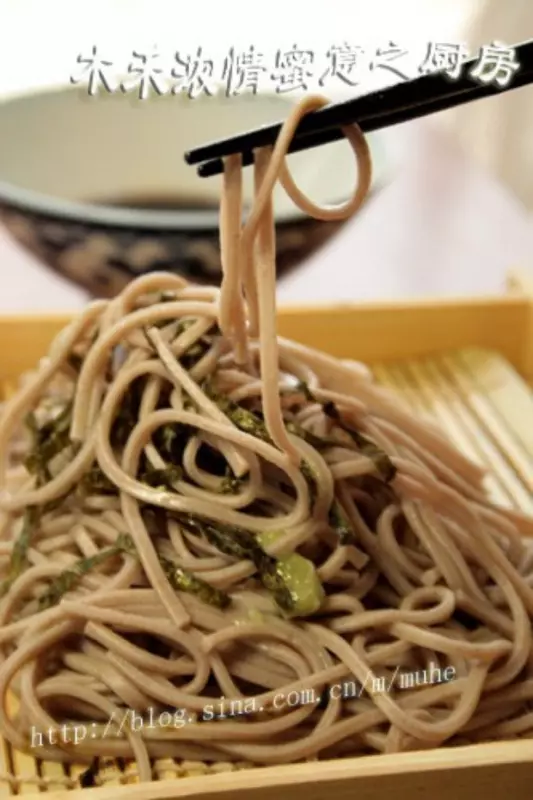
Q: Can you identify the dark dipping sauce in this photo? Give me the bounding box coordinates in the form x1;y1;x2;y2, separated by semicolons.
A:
92;194;219;212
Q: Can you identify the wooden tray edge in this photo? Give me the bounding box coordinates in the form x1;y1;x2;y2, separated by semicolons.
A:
16;740;533;800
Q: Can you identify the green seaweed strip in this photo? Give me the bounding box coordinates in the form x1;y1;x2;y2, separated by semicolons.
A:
110;378;146;448
180;515;295;614
294;381;396;482
322;401;396;482
0;507;40;598
220;469;243;494
204;382;365;546
204;383;271;442
80;464;117;495
140;464;183;490
158;554;231;609
328;500;357;546
37;534;135;610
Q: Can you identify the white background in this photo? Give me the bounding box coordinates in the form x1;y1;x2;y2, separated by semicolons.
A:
0;0;479;99
3;0;525;314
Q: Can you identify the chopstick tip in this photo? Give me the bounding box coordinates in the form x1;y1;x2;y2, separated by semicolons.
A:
197;158;224;178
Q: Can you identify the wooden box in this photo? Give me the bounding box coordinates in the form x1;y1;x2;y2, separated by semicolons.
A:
0;269;532;800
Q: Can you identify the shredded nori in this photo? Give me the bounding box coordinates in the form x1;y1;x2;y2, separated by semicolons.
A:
328;500;357;546
203;381;360;544
158;554;231;609
291;383;371;545
110;378;146;449
300;460;318;503
220;468;243;494
79;464;117;496
293;382;396;483
180;336;213;370
0;507;40;597
179;515;295;613
35;512;229;611
37;534;135;610
205;381;341;456
148;316;220;364
322;401;396;482
139;464;183;490
285;420;339;451
204;383;328;512
152;422;195;464
195;442;230;477
24;403;74;484
158;291;177;303
204;383;271;443
299;459;358;546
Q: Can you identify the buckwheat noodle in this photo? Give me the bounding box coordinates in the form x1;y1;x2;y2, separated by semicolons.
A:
0;95;532;784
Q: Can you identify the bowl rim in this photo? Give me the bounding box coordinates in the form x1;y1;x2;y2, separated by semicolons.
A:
0;180;230;231
0;83;383;231
0;177;358;231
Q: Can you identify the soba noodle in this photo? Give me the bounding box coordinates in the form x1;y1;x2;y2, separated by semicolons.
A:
0;95;532;784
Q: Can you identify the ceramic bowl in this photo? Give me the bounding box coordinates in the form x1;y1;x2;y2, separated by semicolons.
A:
0;86;385;297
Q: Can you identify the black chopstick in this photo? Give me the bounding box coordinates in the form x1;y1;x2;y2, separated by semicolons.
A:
186;38;533;178
197;65;533;177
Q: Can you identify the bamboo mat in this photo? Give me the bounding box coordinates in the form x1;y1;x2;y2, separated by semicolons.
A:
0;345;531;795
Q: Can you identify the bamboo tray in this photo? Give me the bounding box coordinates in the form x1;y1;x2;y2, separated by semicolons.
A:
0;269;532;800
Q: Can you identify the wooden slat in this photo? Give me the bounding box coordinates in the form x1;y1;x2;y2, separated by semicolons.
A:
122;762;140;785
402;356;532;512
0;740;14;798
458;348;533;455
7;696;41;795
13;739;533;800
372;361;512;508
439;352;533;496
151;760;179;782
39;762;71;795
97;760;123;789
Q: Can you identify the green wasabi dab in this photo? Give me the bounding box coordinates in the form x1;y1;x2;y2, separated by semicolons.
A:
257;530;325;617
180;515;324;617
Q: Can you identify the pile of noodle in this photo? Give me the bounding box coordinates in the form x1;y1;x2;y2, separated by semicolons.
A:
0;95;532;784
